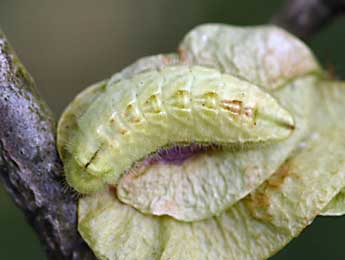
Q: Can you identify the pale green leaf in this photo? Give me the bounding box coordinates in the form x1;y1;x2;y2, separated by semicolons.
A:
179;24;321;90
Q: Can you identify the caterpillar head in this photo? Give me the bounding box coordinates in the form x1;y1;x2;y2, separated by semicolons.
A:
57;24;345;260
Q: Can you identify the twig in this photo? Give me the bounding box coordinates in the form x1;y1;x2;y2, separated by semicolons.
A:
272;0;345;40
0;31;96;260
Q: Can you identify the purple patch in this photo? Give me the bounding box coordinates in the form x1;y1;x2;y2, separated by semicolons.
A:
143;144;219;166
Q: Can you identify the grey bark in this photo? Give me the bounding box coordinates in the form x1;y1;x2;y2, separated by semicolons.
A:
0;31;96;260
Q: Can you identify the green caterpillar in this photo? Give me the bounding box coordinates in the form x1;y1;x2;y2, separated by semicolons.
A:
60;65;294;194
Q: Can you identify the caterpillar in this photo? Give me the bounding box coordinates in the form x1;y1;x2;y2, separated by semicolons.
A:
60;65;294;195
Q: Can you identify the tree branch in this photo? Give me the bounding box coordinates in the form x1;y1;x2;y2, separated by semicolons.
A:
272;0;345;40
0;31;96;260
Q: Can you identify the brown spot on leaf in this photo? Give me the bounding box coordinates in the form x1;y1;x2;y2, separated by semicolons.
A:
267;161;291;189
244;190;272;221
244;160;293;220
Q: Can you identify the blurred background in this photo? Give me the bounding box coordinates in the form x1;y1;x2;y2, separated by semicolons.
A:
0;0;344;259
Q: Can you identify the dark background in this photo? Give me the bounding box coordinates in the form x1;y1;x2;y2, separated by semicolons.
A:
0;1;344;259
